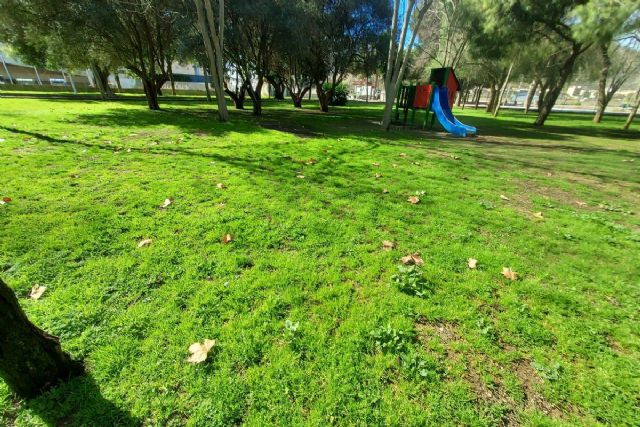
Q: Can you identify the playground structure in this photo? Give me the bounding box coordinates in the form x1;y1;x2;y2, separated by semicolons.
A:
395;67;477;137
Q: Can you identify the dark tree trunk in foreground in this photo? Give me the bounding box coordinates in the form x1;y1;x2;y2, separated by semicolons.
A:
316;83;330;113
142;79;160;110
534;44;585;126
270;80;285;100
225;83;247;109
289;87;309;108
0;278;83;399
593;43;611;123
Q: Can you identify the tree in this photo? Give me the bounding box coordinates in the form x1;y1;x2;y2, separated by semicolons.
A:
223;0;287;116
306;0;390;113
571;0;639;122
193;0;230;120
591;41;640;122
0;278;83;399
0;0;117;100
381;0;433;130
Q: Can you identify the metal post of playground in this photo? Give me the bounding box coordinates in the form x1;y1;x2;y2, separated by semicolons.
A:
33;66;43;85
0;53;14;84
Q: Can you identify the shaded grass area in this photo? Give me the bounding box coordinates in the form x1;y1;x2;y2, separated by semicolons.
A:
0;98;639;426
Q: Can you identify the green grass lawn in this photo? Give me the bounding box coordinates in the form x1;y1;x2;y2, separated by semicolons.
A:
0;97;638;426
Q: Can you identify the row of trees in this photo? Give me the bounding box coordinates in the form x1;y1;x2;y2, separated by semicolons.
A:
0;0;638;128
413;0;640;127
0;0;390;117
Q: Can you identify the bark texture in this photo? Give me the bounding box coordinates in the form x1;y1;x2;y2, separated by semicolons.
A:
0;278;83;399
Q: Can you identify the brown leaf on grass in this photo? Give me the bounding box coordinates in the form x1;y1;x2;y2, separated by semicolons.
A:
500;195;510;201
399;153;407;157
575;200;587;207
0;197;11;205
221;234;233;244
401;252;424;265
138;239;153;248
382;240;395;251
407;196;420;204
160;198;173;209
29;285;46;300
187;339;216;364
468;258;478;269
532;212;544;219
501;267;518;280
216;183;226;189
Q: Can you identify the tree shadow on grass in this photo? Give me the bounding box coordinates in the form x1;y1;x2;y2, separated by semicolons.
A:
25;374;138;426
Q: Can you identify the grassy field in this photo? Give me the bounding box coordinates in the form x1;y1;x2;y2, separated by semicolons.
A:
0;97;638;426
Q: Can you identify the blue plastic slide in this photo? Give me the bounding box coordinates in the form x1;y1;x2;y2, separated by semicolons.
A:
431;87;476;137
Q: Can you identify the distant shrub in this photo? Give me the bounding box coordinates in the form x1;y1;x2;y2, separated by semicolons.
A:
323;82;349;106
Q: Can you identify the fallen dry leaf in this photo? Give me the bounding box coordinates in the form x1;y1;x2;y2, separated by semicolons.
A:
502;267;518;281
138;239;153;248
500;195;510;201
187;339;216;364
401;252;424;265
160;198;173;209
407;196;420;204
399;153;407;157
221;234;233;244
29;285;46;300
575;200;587;207
382;240;395;251
216;183;226;189
2;197;12;204
532;212;544;219
468;258;478;269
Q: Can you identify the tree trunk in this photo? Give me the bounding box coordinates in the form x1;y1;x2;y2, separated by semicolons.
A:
493;63;514;117
623;87;640;130
534;45;584;126
91;64;108;100
272;83;285;100
524;78;539;114
474;87;481;109
114;73;123;93
0;279;84;399
247;79;263;116
168;66;177;96
142;79;160;110
486;85;497;113
203;67;212;103
593;43;611;123
317;83;330;113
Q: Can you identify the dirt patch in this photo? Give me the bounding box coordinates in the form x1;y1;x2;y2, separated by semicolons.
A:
512;360;565;418
260;122;320;138
415;319;571;424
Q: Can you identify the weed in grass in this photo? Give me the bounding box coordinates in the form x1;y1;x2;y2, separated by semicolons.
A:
392;265;432;297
